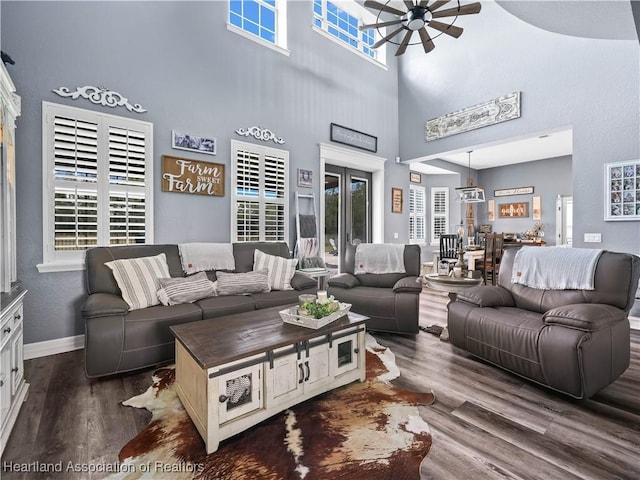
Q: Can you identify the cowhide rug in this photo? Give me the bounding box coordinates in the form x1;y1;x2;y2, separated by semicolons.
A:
108;335;435;480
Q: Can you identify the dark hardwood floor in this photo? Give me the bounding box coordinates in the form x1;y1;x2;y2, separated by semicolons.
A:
2;289;639;479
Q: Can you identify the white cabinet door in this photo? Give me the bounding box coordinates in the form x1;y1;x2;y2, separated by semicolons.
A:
266;352;303;407
331;332;361;378
216;364;263;424
302;342;331;395
10;321;23;396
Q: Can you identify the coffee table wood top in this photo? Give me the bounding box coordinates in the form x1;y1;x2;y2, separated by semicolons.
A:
170;305;368;370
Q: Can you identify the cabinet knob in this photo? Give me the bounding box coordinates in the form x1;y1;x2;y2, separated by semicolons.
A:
11;367;18;373
3;327;10;334
219;395;228;403
14;314;21;321
354;348;360;354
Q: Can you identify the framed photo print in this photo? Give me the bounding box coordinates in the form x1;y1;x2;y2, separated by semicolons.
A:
605;160;640;221
297;168;313;188
172;130;217;155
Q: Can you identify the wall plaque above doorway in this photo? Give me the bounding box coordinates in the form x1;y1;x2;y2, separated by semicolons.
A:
330;123;377;153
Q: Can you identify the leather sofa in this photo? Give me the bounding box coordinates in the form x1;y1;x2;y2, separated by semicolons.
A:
82;242;317;378
327;244;422;334
448;247;640;399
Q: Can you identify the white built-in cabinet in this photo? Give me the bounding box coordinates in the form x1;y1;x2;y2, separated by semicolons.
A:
0;61;28;455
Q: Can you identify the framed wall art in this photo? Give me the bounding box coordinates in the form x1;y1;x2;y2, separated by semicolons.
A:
297;168;312;188
172;130;217;155
391;188;403;213
330;123;377;153
161;155;224;196
499;202;528;218
605;160;640;221
410;172;422;183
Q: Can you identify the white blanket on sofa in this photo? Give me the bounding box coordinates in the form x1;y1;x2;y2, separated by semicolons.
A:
178;243;235;274
511;247;603;290
354;244;406;275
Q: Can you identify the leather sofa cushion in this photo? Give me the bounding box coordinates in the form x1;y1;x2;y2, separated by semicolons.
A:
196;295;256;318
458;286;516;308
326;286;396;321
82;293;129;319
543;303;626;331
123;303;203;350
290;273;318;290
328;273;360;289
233;242;291;273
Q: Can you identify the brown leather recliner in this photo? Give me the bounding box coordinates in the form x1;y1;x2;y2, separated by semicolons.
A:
448;247;640;399
327;244;422;334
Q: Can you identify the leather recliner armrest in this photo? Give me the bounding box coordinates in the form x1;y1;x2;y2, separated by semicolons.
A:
290;272;318;290
328;273;360;289
393;276;422;294
456;286;515;308
82;293;130;319
543;303;627;332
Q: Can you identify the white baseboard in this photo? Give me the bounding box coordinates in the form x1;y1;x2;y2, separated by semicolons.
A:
24;334;84;360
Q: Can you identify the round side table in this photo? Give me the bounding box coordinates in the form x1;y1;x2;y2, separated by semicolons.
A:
424;273;482;302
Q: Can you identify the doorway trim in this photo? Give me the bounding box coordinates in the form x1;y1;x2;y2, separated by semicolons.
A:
319;143;386;257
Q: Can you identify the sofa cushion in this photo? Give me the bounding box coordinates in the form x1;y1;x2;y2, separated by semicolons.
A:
216;270;271;295
105;253;171;311
254;249;297;291
457;286;516;308
290;272;318;290
196;295;257;318
543;303;626;331
157;272;217;306
327;273;360;289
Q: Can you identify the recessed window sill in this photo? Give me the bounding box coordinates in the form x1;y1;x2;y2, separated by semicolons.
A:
37;261;85;273
227;23;290;57
312;26;388;71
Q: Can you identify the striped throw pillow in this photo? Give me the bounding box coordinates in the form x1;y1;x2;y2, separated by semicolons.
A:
216;270;271;296
157;272;217;306
253;249;298;291
105;253;171;311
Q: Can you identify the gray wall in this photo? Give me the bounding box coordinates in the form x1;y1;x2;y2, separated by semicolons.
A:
397;1;640;253
1;1;406;344
476;155;573;242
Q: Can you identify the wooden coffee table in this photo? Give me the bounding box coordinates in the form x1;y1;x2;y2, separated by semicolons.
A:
170;305;368;454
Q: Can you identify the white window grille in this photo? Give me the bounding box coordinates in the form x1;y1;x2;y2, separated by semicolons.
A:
430;187;449;245
228;0;288;54
312;0;386;66
231;140;289;243
40;102;153;271
409;185;426;244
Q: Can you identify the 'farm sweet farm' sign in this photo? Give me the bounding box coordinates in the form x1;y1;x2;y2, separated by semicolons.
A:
161;155;225;196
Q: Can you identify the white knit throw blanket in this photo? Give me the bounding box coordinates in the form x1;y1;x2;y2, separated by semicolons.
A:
511;247;603;290
178;243;235;275
354;244;406;275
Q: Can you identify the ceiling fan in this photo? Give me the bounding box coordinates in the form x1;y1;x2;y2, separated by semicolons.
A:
361;0;482;56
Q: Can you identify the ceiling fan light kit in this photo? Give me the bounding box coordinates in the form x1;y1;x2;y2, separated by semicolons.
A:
362;0;481;56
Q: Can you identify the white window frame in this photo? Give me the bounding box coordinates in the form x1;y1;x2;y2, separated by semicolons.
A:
409;185;426;244
430;187;449;246
227;0;290;56
312;0;388;69
231;139;289;243
39;102;153;273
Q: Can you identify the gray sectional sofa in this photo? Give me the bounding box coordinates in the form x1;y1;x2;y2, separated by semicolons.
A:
448;247;640;399
82;242;317;377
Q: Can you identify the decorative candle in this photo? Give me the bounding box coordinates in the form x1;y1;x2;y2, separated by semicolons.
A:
317;290;328;303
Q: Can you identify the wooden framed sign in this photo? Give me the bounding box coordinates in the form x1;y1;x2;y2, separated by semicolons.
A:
499;202;529;218
391;188;403;213
161;155;225;196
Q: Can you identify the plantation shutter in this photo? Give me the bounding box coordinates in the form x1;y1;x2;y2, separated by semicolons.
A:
232;140;289;243
409;185;425;243
43;102;153;267
431;187;449;244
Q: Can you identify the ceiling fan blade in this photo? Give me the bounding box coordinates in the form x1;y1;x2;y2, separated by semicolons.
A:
359;19;405;31
364;0;407;17
403;0;416;10
373;26;406;49
395;30;414;56
426;1;450;12
432;2;481;18
418;27;436;53
419;0;429;7
428;20;463;38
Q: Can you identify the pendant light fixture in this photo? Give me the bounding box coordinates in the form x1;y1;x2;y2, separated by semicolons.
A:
455;150;485;203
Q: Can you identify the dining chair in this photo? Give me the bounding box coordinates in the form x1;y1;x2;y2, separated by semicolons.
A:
478;233;504;285
439;234;459;271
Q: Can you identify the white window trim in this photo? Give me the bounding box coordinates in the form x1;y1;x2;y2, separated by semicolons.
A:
38;102;154;273
312;0;388;69
227;0;290;56
409;184;426;245
231;139;289;243
430;187;449;246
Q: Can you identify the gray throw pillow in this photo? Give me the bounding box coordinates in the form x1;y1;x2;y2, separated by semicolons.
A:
216;269;271;296
157;271;217;306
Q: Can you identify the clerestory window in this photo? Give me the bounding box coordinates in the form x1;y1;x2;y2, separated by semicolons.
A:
228;0;289;55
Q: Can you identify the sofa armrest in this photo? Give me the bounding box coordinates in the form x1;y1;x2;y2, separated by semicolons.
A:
290;272;318;291
543;303;627;332
456;286;515;308
82;293;129;319
393;276;422;294
328;273;360;289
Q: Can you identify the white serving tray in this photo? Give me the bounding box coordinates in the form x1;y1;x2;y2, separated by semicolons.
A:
280;303;352;329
